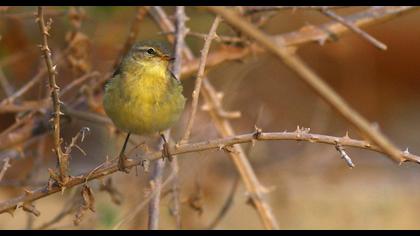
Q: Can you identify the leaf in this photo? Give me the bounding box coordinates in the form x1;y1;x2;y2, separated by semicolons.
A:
73;185;95;226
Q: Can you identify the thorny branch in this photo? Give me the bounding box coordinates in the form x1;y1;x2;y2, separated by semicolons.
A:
36;6;69;185
179;15;221;144
1;129;419;215
205;6;405;164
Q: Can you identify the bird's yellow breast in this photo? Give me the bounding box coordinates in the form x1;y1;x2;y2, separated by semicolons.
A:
103;58;186;135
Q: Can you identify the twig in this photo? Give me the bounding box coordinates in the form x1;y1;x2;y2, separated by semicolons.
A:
0;100;48;114
0;51;65;105
149;6;279;229
206;6;405;164
243;6;346;13
147;157;165;230
167;6;188;229
172;6;188;80
179;15;221;144
112;168;177;229
1;129;420;215
0;69;15;97
36;6;68;184
161;31;246;44
113;6;149;71
63;106;112;126
64;127;90;156
169;154;181;229
320;8;387;50
36;191;79;229
0;158;11;182
59;71;100;97
207;175;239;229
0;9;66;20
180;7;418;78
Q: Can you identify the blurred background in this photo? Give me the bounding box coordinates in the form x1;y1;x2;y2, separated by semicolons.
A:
0;6;420;229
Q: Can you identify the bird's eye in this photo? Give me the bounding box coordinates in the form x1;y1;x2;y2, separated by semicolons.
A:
147;48;156;55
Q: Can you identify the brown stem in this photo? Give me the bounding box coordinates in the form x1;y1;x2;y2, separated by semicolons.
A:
320;8;387;50
37;6;68;184
179;15;221;144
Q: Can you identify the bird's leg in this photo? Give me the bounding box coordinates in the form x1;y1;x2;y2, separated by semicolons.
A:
118;132;131;173
160;133;172;162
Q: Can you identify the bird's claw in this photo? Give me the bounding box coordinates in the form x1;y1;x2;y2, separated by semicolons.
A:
160;134;172;162
118;154;130;173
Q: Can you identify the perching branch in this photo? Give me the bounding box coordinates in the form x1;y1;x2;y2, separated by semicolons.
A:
1;128;419;215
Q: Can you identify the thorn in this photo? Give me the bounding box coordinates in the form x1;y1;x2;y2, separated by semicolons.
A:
253;125;262;140
23;188;34;196
216;92;224;100
201;103;211;111
343;131;350;139
6;208;15;217
61;186;66;195
318;36;328;46
403;148;410;155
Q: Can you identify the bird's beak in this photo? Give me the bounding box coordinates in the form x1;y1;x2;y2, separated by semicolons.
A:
162;55;175;61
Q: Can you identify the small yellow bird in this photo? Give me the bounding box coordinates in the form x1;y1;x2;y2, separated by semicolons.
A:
103;42;186;172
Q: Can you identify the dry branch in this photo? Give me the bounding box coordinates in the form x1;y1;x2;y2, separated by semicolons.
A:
320;8;387;50
180;6;418;78
0;158;11;182
168;6;188;229
1;129;419;215
37;6;69;184
180;16;221;143
206;6;405;164
207;175;239;229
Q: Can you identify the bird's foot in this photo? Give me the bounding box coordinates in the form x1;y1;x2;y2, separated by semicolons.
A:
160;134;172;162
118;154;130;173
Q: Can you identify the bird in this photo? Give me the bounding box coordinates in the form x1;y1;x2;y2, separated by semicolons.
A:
103;41;186;172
